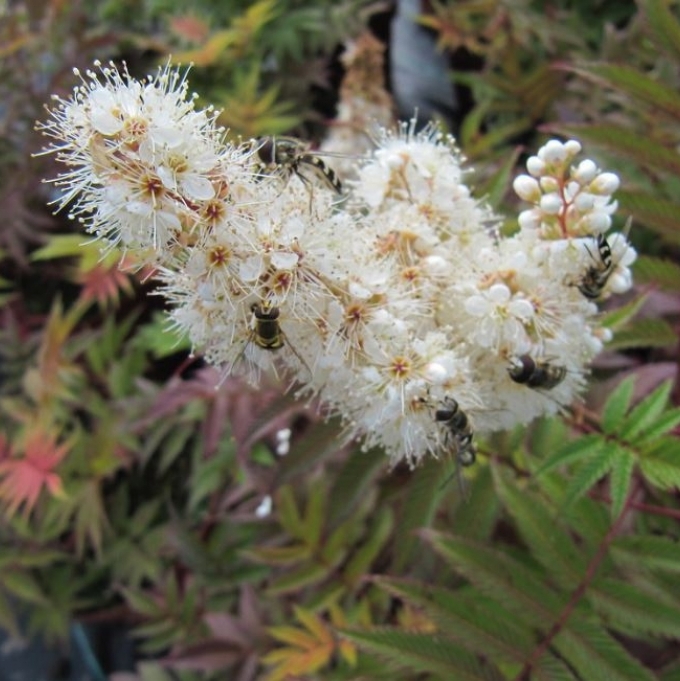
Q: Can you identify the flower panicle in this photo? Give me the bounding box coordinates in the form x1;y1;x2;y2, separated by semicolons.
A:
38;62;634;468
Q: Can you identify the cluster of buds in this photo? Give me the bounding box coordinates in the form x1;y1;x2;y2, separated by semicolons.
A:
38;62;636;467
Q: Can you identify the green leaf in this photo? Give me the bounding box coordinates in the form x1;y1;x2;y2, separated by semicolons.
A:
617;190;680;245
1;570;46;605
343;507;394;582
30;234;94;261
550;121;680;178
560;444;616;510
611;535;680;574
619;380;672;441
340;627;504;680
608;317;677;351
393;459;450;571
304;482;327;548
475;146;523;210
601;376;635;435
452;464;501;541
493;467;586;589
555;619;657;681
641;0;680;61
121;587;162;618
327;446;383;527
639;438;680;490
423;532;562;623
372;576;533;664
276;484;305;539
636;406;680;445
589;577;680;639
535;434;604;476
633;255;680;291
599;293;647;333
566;63;680;121
608;447;635;519
266;561;330;595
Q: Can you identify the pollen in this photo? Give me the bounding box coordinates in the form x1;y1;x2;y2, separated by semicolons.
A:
139;173;164;199
389;355;412;380
207;245;231;268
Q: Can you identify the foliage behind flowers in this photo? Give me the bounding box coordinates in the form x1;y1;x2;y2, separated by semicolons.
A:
39;61;634;466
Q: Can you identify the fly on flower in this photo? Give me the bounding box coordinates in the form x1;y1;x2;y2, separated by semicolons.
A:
578;219;635;300
508;354;567;390
235;300;311;378
254;136;344;195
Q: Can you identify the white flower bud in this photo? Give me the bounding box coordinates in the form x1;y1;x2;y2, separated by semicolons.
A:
564;140;582;158
574;192;595;211
539;140;567;164
583;211;612;233
590;172;620;195
518;209;541;230
539;193;563;214
538;177;558;194
513;174;541;202
574;159;597;183
526;155;545;176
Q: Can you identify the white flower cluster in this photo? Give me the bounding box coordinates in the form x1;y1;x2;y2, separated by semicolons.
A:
39;62;636;467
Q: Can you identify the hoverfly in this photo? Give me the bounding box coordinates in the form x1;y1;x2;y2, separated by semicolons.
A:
434;397;477;468
250;301;284;350
578;233;613;300
508;354;567;390
255;136;343;194
239;301;310;378
578;221;633;300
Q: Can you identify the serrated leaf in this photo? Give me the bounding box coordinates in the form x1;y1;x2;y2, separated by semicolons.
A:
266;561;328;595
551;121;680;178
295;605;334;645
611;535;680;574
1;570;46;605
639;439;680;490
276;484;305;539
636;407;680;445
452;464;501;541
619;380;672;441
633;255;680;291
535;434;604;476
245;544;311;565
372;576;533;664
561;445;617;510
343;507;394;582
608;448;635;519
423;532;562;623
566;63;680;121
601;376;635;434
475;146;523;210
589;577;680;639
340;627;502;680
393;459;450;571
617;190;680;245
555;618;657;681
493;467;585;588
641;0;680;60
608;317;677;351
30;234;96;262
327;447;383;527
304;483;326;548
599;293;647;332
121;587;162;618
